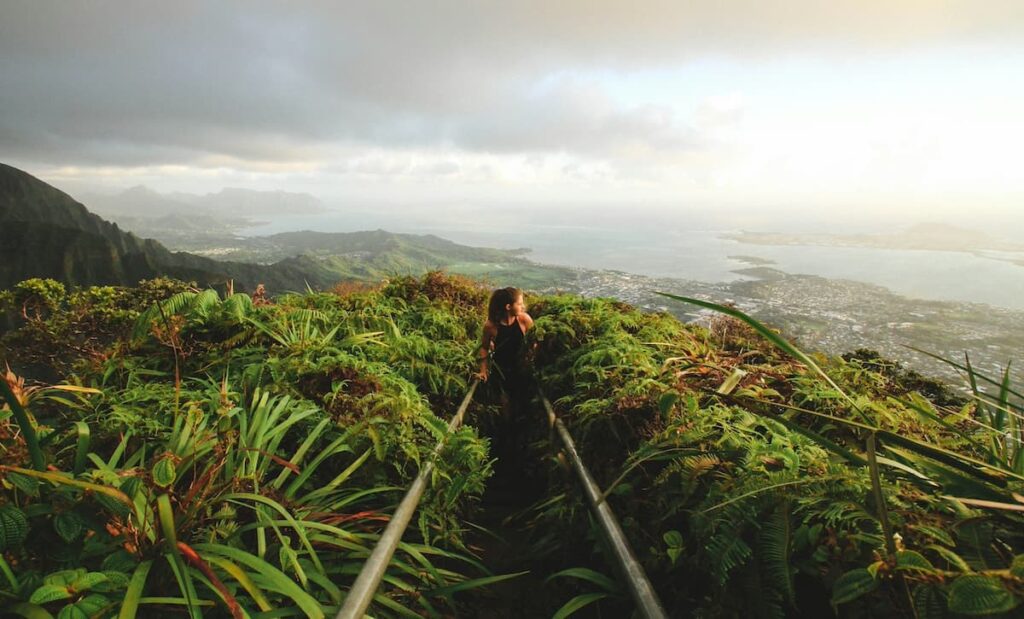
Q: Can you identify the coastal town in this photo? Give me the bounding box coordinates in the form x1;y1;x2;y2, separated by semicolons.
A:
555;265;1024;387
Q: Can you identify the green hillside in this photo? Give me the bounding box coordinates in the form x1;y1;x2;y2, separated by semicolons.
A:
0;163;321;291
0;163;567;295
0;272;1021;618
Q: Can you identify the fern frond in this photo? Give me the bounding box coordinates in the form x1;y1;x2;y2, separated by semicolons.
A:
290;308;329;325
222;292;254;322
191;288;221;320
706;528;753;586
758;502;795;608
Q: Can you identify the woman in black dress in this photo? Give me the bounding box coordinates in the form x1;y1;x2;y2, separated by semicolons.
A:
476;287;535;472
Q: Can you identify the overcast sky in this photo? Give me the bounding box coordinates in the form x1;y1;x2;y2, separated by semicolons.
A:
2;1;1023;228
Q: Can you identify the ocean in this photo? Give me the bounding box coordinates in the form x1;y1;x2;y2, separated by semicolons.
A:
239;211;1024;311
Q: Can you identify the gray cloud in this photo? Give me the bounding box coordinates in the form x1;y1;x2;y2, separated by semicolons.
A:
2;1;1022;169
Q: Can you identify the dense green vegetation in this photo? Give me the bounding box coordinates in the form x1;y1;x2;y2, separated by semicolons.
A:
0;273;496;617
1;272;1022;618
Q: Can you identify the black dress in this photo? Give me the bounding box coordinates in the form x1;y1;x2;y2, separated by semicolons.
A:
492;318;530;404
488;318;536;474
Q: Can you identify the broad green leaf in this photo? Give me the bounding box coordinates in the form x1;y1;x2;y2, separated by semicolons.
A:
74;594;110;615
54;511;85;543
56;606;87;619
7;471;41;496
152;457;176;488
94;571;129;592
101;552;137;575
913;524;955;547
29;584;72;604
1010;555;1024;579
43;569;85;587
895;550;934;572
925;544;971;573
831;569;877;606
658;392;679;418
663;530;684;547
70;572;109;592
947;575;1019;615
0;504;29;550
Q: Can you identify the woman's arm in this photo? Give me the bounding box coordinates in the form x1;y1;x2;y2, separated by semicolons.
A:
518;312;534;332
476;320;496;380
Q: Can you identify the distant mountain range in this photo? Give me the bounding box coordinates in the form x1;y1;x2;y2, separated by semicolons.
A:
725;223;1024;255
84;185;325;218
0;163;526;292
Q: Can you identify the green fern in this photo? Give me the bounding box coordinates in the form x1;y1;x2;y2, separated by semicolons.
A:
706;525;754;586
758;503;795;607
222;291;254;321
737;562;786;619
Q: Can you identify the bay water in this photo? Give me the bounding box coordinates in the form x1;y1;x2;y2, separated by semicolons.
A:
239;210;1024;311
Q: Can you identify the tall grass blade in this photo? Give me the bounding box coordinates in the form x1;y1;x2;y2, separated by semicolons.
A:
193;543;325;619
867;433;896;558
5;603;53;619
426;571;530;597
656;293;873;424
552;593;610;619
545;567;619;592
906;346;1024;404
0;378;45;470
892;395;986;452
997;362;1012;432
72;421;90;476
118;560;153;619
164;552;202;619
1;466;133;504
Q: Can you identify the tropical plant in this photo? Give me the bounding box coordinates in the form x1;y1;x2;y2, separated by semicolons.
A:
652;293;1024;617
4;271;1023;618
0;273;499;617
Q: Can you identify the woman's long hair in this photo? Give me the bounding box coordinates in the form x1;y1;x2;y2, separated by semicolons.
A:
487;287;521;325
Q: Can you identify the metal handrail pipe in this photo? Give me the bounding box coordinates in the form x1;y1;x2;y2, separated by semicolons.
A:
336;380;479;619
541;394;668;619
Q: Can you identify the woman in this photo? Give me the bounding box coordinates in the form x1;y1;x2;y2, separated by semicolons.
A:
476;287;535;474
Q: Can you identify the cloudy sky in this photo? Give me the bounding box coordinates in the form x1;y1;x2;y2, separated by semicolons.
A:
2;1;1023;227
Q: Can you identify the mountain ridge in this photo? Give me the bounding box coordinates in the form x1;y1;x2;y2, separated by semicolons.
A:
0;163;340;291
0;163;537;293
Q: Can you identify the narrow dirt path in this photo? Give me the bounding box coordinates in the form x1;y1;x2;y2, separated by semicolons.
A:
454;398;572;617
457;473;560;617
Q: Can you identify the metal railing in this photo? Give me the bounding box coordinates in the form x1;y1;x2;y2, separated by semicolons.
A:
335;380;479;619
539;390;668;619
338;380;668;618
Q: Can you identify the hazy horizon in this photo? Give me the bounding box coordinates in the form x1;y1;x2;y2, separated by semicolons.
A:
59;177;1024;241
2;2;1023;234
